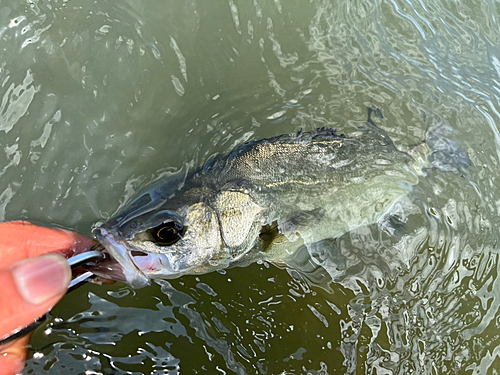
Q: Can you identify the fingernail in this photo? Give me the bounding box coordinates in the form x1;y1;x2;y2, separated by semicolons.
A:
11;254;71;305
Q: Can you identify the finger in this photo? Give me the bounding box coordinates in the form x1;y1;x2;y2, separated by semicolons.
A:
0;334;31;375
0;254;71;338
0;221;94;269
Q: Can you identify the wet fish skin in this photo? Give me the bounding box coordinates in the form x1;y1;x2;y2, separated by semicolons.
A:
91;118;451;288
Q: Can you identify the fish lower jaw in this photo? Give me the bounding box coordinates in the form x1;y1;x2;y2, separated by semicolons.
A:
93;227;151;288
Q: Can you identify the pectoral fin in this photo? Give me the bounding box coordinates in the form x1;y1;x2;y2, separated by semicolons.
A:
279;208;325;242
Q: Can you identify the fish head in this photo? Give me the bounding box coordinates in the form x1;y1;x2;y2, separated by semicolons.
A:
92;199;224;288
90;173;264;288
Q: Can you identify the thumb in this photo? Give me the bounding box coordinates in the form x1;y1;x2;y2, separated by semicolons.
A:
0;253;71;339
0;254;70;374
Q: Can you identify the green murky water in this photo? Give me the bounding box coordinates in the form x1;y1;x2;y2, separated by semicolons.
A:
1;0;499;373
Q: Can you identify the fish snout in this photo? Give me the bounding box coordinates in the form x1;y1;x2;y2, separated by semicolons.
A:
90;226;151;288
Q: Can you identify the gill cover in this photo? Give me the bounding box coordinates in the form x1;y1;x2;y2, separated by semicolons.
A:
214;191;264;257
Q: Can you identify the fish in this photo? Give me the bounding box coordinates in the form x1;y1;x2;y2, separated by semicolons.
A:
90;108;470;288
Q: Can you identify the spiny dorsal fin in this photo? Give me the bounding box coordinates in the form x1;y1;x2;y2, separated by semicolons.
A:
367;104;384;124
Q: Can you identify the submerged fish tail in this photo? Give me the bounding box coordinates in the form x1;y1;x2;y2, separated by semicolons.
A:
408;123;471;175
426;124;471;173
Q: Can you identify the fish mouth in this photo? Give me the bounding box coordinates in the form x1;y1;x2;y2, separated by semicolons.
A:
91;227;151;288
91;226;184;288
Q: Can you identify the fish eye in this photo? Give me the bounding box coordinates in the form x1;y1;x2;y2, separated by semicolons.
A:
150;221;184;246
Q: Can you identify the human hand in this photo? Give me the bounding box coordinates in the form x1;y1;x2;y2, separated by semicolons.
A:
0;221;94;375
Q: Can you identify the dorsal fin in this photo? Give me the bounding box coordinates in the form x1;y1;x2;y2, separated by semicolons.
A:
367;104;384;124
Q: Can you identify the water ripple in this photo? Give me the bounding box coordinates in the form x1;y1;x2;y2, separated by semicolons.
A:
3;0;498;373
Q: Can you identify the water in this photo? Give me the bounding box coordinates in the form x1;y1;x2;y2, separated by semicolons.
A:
1;0;499;373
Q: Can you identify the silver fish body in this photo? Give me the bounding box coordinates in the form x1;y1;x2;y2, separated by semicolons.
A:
91;120;456;288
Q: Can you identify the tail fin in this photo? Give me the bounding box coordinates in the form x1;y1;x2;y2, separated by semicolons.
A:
405;119;471;177
366;105;471;175
426;124;471;173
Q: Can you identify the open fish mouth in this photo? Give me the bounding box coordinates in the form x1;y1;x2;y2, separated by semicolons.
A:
90;227;188;288
91;227;153;288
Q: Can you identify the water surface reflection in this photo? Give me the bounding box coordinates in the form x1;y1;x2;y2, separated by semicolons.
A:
0;0;498;373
